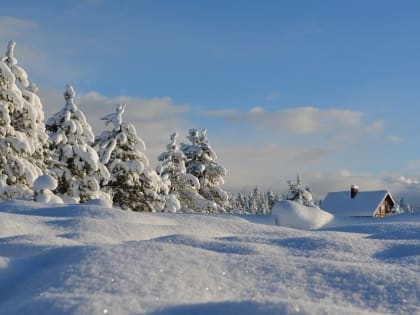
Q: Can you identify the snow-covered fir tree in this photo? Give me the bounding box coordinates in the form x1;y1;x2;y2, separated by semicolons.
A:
95;104;173;212
0;41;49;199
285;174;316;207
4;42;50;167
46;85;110;203
157;132;215;212
181;128;229;211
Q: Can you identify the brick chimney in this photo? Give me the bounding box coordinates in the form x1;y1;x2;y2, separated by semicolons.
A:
350;185;359;199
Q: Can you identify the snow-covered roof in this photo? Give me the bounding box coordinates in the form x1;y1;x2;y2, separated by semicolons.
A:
322;190;394;217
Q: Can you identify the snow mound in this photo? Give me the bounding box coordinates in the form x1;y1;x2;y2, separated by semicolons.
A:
84;197;113;208
33;175;57;191
272;200;334;230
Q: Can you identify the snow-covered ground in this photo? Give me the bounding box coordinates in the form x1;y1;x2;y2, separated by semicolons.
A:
0;201;418;315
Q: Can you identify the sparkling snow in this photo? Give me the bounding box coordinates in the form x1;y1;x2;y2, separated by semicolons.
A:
0;200;418;315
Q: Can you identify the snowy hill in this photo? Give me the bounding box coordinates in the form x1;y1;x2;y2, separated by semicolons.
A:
0;201;419;315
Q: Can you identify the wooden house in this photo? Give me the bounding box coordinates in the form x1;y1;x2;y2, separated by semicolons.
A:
322;185;395;218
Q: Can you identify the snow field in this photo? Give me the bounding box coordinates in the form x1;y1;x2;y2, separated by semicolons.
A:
0;200;418;314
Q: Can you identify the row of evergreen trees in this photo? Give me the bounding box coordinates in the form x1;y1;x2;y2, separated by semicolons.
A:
0;41;232;212
230;187;281;214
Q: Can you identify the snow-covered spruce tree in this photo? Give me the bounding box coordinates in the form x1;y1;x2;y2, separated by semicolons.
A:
95;104;170;212
0;41;49;199
181;128;229;211
3;42;50;168
285;174;316;207
156;132;215;212
46;85;110;203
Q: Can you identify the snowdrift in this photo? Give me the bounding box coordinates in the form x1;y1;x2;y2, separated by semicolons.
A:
0;200;419;315
271;200;334;230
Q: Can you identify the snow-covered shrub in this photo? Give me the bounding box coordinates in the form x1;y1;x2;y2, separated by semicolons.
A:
46;85;110;202
33;174;63;204
95;104;167;212
284;175;316;207
181;128;229;212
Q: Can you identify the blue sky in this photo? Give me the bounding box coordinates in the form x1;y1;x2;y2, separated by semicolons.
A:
2;0;420;202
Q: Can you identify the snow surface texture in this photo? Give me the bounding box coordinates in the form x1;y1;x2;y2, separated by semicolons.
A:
0;201;418;315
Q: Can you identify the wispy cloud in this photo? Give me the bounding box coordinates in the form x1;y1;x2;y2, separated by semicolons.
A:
0;16;85;86
204;106;384;139
0;16;37;39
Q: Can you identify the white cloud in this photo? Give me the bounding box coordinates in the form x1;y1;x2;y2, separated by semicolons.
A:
396;176;419;185
203;106;384;139
248;106;384;136
248;106;265;115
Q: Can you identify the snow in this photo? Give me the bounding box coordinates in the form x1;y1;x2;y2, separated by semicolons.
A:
272;200;334;230
0;200;418;315
33;175;57;191
101;103;126;130
322;190;392;217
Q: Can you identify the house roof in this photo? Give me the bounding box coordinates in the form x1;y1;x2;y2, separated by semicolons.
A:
322;190;394;217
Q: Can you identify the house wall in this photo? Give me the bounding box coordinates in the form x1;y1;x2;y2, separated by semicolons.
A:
374;195;394;217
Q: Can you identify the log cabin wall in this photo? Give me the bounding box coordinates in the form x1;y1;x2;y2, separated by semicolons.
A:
374;195;395;217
